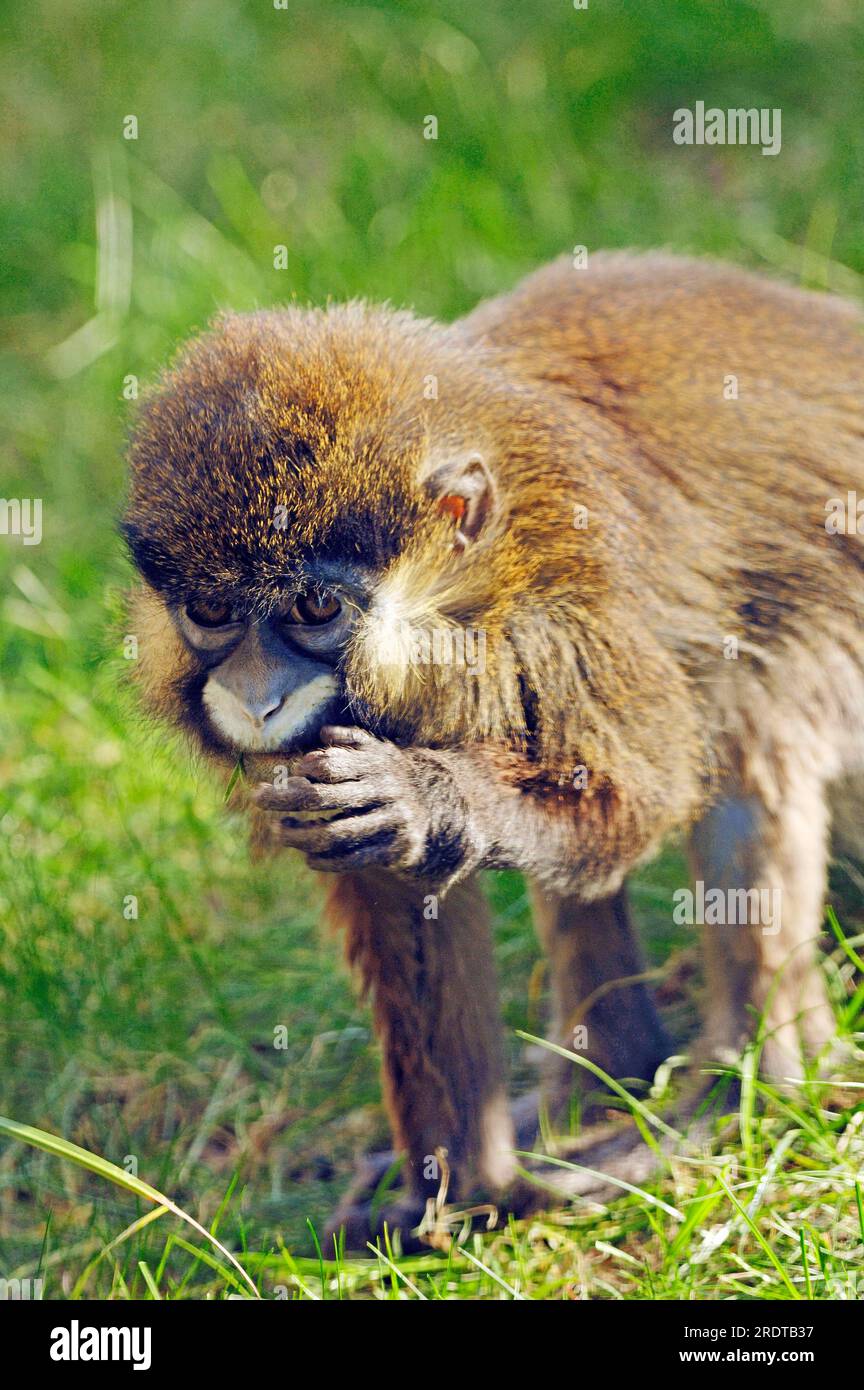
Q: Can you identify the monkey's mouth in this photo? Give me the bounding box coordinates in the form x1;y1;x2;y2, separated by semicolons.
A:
179;665;414;761
209;707;344;761
176;668;341;760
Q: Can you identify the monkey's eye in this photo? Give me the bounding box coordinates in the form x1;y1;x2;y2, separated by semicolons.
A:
184;598;236;628
288;588;342;626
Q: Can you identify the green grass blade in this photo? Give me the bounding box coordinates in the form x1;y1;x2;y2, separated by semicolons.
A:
0;1114;260;1299
717;1172;800;1299
826;905;864;973
72;1204;171;1298
138;1262;162;1299
224;756;246;803
516;1154;684;1221
455;1245;525;1300
516;1030;682;1141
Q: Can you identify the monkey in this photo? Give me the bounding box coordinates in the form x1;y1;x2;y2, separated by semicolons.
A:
123;250;864;1248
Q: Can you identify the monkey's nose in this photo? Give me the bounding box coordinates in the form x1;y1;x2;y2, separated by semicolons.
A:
244;694;287;730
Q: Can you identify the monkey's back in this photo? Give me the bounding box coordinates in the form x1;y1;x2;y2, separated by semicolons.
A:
461;251;864;594
461;252;864;766
460;250;864;507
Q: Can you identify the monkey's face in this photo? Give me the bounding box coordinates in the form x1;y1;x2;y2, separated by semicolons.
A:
124;489;425;764
181;586;355;752
126;531;498;768
121;314;414;762
153;569;380;761
122;306;524;764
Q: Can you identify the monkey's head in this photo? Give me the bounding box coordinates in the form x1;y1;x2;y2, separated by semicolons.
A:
123;303;597;774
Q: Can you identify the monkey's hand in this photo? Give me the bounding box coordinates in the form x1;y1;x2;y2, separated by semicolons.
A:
251;726;471;881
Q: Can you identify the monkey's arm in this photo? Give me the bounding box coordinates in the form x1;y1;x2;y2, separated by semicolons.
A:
253;725;695;899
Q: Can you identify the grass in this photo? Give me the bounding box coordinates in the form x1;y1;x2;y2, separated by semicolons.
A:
1;0;864;1299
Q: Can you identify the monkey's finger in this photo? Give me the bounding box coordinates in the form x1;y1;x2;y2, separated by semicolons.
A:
305;829;402;873
295;746;390;783
278;808;397;855
318;725;379;748
254;777;385;813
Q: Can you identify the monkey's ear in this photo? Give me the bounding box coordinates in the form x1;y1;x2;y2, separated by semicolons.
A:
427;452;496;548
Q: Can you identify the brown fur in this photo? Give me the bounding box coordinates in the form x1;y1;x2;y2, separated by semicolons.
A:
125;252;864;1240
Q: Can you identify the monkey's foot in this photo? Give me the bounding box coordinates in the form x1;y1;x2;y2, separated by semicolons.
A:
323;1150;420;1254
521;1120;675;1207
324;1192;430;1255
325;1177;537;1255
325;1129;679;1251
325;1147;529;1254
518;1069;735;1210
325;1088;554;1253
324;1078;732;1253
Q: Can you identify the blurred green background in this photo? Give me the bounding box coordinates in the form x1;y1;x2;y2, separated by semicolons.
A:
1;0;863;1297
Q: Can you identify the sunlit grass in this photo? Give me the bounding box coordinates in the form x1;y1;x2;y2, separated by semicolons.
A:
3;1047;864;1299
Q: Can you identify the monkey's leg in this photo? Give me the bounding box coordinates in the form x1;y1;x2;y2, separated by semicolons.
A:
528;884;671;1121
689;781;836;1079
324;869;515;1246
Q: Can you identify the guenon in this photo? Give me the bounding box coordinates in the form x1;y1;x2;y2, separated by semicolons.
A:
123;252;864;1245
